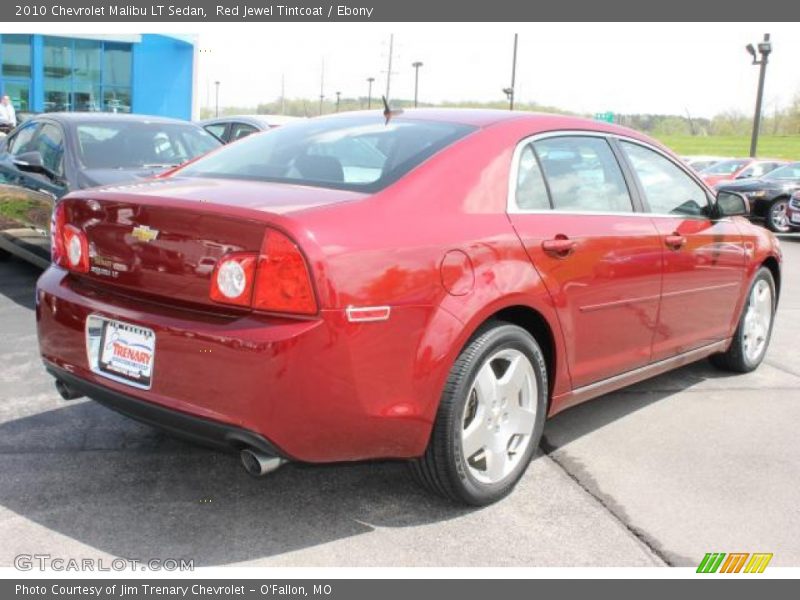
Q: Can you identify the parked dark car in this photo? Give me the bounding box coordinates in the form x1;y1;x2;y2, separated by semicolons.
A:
715;162;800;233
199;114;302;143
0;113;221;267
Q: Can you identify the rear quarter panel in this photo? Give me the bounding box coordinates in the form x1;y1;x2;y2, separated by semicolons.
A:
287;119;581;435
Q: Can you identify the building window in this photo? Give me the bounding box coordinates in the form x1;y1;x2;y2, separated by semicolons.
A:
0;34;32;111
42;36;133;114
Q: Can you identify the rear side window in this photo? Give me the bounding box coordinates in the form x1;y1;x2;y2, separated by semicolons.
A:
204;123;227;141
178;116;476;192
533;136;633;213
514;145;550;210
621;141;709;216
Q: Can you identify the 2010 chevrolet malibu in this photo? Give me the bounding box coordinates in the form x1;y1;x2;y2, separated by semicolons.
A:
36;110;781;505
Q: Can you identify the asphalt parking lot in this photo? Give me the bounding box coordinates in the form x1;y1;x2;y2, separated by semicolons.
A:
1;239;799;569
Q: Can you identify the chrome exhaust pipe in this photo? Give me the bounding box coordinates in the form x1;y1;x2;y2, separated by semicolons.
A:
55;379;84;401
240;448;284;477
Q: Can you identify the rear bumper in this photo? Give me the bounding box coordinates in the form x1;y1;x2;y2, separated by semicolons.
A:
36;266;447;462
46;361;286;458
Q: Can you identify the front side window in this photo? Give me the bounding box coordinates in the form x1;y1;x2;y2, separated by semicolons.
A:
7;120;38;156
765;163;800;180
178;116;476;192
34;123;65;176
230;123;258;141
532;136;632;213
621;141;709;216
738;162;781;179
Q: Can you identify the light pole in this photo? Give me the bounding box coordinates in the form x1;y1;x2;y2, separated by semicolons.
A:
335;91;341;112
412;61;423;108
214;80;220;117
366;77;375;109
747;33;772;158
504;33;518;110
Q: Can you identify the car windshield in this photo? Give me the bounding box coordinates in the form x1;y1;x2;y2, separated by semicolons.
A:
177;115;477;192
76;121;221;169
700;159;749;175
764;163;800;180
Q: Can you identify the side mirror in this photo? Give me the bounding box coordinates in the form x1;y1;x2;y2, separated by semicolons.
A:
12;151;62;184
13;151;46;173
714;191;750;218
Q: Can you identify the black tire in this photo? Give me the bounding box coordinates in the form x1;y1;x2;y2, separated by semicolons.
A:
765;198;791;233
410;322;547;505
710;267;776;373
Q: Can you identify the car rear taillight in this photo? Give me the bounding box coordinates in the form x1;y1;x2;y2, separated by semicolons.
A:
253;229;318;315
51;202;66;266
63;225;90;272
209;229;317;315
209;253;257;307
51;203;90;273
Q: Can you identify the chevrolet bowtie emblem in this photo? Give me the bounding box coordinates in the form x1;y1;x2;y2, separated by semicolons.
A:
131;225;159;243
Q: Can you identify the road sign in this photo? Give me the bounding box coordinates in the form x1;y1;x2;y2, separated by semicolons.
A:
594;112;615;123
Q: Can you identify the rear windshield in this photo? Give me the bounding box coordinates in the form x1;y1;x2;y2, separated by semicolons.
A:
177;115;477;192
700;159;748;175
76;121;221;169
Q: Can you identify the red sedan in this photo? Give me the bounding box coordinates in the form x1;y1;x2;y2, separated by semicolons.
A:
699;157;786;188
37;110;781;505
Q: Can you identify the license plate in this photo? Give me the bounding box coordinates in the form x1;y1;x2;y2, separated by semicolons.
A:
86;315;156;389
791;213;800;224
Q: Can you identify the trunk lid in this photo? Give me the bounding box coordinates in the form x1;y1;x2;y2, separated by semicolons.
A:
63;177;363;309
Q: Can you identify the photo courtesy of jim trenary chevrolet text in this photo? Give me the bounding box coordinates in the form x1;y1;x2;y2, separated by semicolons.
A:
0;0;799;596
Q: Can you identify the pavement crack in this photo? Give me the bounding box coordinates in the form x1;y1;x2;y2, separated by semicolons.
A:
763;359;800;379
541;435;678;567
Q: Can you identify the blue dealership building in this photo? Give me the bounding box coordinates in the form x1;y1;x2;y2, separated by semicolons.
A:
0;34;196;120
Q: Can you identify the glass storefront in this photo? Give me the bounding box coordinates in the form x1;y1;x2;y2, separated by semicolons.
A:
1;34;32;111
42;36;132;113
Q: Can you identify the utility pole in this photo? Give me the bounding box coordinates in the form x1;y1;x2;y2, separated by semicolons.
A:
747;33;772;158
366;77;375;109
318;58;325;116
214;80;220;117
385;34;394;102
412;61;423;108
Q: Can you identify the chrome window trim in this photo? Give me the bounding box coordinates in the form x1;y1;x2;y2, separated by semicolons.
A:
506;129;714;221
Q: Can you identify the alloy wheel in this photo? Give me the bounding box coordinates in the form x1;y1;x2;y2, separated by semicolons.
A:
460;348;537;485
742;278;773;363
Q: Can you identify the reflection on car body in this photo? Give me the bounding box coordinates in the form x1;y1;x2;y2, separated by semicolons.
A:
0;112;221;267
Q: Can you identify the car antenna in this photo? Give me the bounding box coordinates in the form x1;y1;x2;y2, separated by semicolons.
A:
382;96;403;125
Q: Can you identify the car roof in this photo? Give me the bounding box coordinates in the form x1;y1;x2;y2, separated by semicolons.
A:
33;112;191;125
199;114;303;127
316;108;655;138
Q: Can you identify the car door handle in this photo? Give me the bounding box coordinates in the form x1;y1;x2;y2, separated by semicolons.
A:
665;233;687;250
542;237;576;257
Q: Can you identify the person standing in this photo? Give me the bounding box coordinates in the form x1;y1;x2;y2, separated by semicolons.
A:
0;95;17;127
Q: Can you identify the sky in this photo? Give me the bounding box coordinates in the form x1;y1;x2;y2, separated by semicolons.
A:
194;22;800;118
